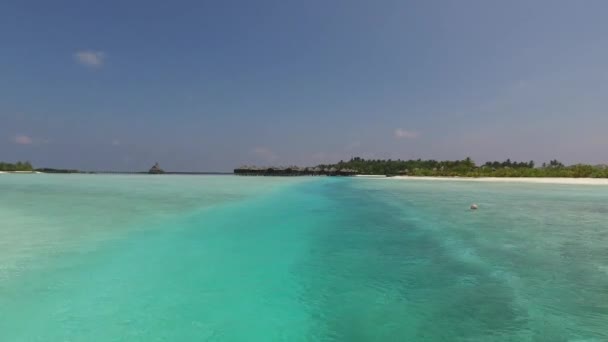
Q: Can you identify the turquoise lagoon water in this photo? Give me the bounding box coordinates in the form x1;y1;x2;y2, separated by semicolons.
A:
1;175;608;341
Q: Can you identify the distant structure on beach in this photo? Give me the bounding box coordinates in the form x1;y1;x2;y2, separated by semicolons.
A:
234;166;358;176
148;162;165;174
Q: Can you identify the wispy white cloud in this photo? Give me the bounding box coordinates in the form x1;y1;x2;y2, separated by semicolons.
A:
111;139;121;146
252;147;278;162
14;135;33;145
394;128;419;139
12;135;50;145
74;50;105;67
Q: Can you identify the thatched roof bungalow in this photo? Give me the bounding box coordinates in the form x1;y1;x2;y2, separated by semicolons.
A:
233;165;358;176
149;162;165;174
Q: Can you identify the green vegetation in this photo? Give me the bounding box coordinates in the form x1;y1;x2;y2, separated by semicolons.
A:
320;157;608;178
0;161;83;173
0;161;34;172
35;168;81;174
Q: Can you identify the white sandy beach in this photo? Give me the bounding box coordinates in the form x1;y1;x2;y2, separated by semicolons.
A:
379;176;608;185
0;171;41;174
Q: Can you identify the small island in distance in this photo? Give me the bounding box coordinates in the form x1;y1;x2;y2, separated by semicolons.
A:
0;161;83;174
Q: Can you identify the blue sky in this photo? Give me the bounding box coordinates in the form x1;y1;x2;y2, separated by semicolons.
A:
2;0;608;171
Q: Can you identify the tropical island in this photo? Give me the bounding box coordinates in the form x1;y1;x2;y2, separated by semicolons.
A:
0;161;80;173
236;157;608;178
0;161;34;172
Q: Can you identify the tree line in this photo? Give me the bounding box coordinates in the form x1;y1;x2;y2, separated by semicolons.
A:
0;161;84;173
319;157;608;178
0;161;34;172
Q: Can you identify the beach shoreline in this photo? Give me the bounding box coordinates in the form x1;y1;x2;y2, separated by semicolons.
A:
0;171;41;174
366;175;608;185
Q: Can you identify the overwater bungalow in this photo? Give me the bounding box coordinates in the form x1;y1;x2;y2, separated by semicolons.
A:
234;165;358;177
148;162;165;174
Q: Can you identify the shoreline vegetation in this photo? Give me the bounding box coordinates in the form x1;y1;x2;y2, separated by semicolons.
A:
236;157;608;178
323;157;608;178
1;160;82;173
0;161;34;172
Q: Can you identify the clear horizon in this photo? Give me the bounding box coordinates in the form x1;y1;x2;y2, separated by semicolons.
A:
2;1;608;172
